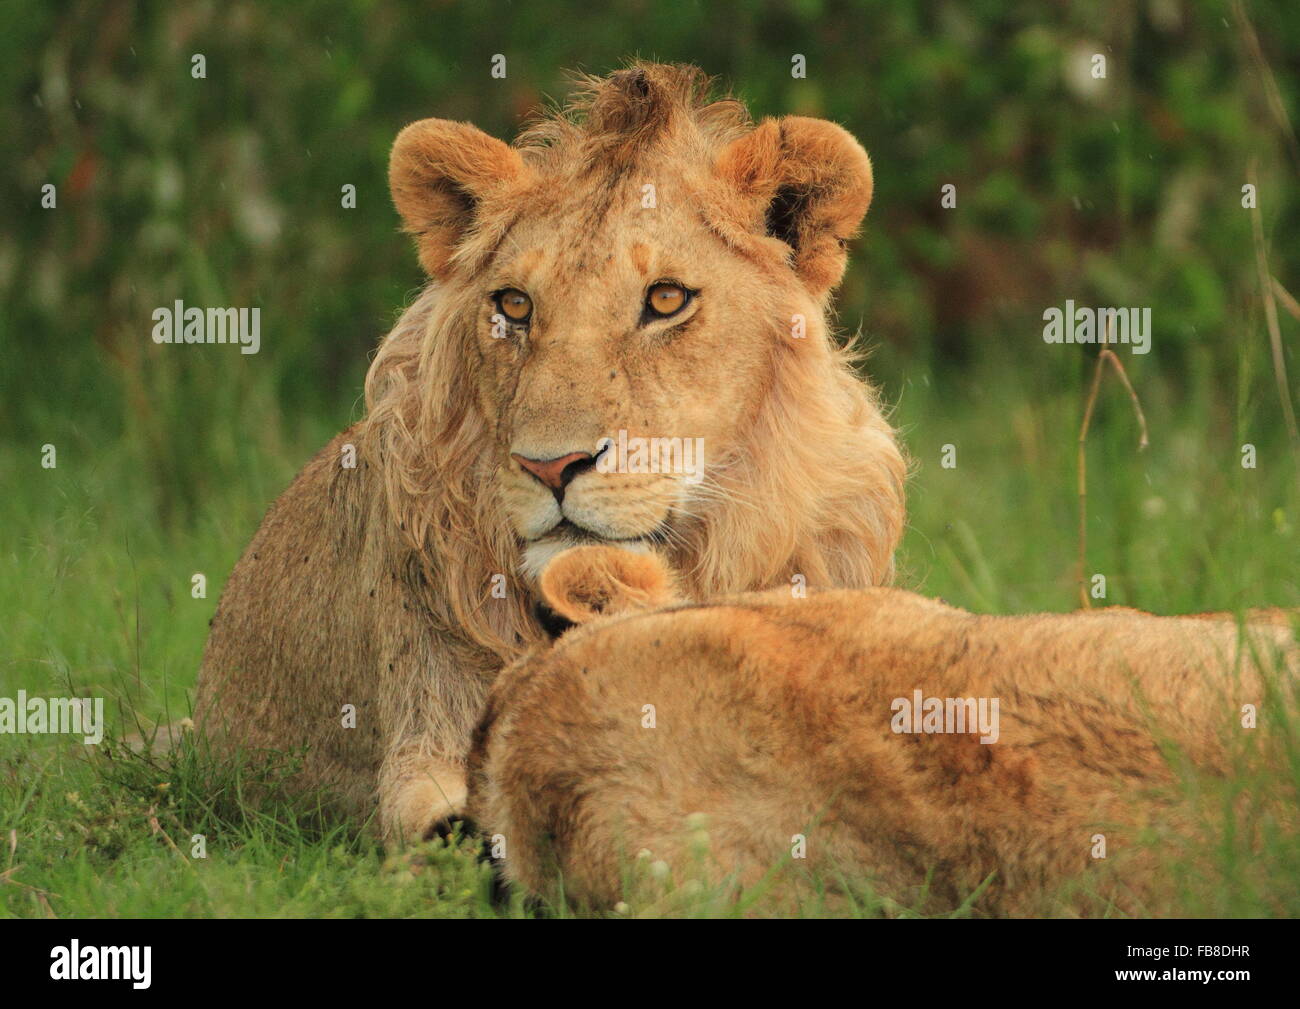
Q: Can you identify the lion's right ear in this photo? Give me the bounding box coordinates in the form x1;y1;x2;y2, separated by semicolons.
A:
389;119;529;277
539;546;677;627
715;116;873;297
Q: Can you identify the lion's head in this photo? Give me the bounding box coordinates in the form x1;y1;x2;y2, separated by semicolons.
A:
364;63;906;659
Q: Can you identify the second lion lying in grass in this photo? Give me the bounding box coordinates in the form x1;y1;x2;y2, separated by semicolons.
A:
467;546;1298;916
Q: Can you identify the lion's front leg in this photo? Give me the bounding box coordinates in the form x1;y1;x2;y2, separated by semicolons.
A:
379;744;470;844
373;573;499;845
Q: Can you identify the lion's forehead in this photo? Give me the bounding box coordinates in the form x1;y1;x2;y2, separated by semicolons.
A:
496;197;707;274
497;234;684;288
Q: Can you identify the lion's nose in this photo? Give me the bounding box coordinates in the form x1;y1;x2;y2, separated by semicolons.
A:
511;450;597;497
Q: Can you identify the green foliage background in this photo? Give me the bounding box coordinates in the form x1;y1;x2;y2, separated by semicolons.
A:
4;0;1299;496
1;0;1299;918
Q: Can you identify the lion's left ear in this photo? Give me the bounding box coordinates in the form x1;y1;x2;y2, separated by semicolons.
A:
716;116;873;296
389;118;530;277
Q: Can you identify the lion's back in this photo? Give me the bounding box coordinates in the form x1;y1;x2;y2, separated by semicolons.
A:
195;426;385;814
472;588;1297;911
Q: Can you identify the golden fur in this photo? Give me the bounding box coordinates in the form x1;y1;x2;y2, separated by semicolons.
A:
195;64;906;842
468;547;1298;915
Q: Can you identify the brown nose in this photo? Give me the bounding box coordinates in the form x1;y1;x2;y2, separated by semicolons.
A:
511;450;597;495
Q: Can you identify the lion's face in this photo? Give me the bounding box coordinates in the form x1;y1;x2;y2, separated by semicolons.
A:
386;65;902;603
470;188;785;575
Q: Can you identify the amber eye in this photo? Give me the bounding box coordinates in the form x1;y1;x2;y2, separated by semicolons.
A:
497;288;532;322
645;282;689;318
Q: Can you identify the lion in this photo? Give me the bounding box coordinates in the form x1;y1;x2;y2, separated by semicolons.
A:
194;64;907;843
467;546;1298;915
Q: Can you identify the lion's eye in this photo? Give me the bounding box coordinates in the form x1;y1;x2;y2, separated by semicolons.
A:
496;288;533;322
645;282;689;319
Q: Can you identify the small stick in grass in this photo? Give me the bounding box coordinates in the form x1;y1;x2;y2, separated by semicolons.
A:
1272;276;1300;325
1077;337;1150;609
1248;157;1300;449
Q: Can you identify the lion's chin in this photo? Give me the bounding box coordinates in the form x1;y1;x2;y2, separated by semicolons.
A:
518;521;657;583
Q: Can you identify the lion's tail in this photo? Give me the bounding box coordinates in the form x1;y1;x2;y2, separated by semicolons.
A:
118;718;194;756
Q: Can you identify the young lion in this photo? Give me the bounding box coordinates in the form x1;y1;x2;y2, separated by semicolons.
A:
467;546;1298;915
194;64;906;842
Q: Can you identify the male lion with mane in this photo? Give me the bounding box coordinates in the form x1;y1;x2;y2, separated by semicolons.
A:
195;63;906;842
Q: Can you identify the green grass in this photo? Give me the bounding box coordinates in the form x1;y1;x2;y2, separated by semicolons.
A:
2;352;1298;918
